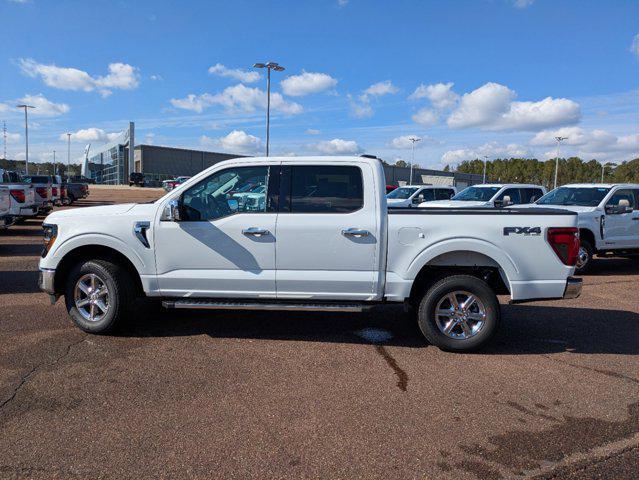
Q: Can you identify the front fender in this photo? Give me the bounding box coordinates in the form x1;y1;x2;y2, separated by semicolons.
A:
43;233;147;273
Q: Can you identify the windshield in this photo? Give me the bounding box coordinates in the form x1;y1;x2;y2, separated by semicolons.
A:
452;186;501;201
536;187;611;206
387;187;419;199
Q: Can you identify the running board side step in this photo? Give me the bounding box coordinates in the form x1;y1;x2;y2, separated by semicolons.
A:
161;300;370;312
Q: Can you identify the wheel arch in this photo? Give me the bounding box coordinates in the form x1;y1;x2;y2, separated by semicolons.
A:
407;247;513;304
579;228;596;249
53;244;144;296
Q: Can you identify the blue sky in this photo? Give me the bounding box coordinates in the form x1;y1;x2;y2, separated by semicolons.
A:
1;0;638;169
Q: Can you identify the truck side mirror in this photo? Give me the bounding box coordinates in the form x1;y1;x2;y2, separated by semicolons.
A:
413;194;424;204
606;198;633;215
502;195;512;206
162;198;182;221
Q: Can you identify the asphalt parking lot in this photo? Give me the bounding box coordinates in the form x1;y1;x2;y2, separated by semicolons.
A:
1;187;638;480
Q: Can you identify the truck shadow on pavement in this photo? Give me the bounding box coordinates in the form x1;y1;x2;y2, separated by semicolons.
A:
119;301;639;356
0;271;41;294
585;256;639;276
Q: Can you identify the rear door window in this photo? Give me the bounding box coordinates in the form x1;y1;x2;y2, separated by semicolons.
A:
496;188;522;205
287;166;363;213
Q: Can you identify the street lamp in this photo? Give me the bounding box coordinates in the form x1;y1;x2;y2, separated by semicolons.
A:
553;136;567;189
253;61;285;157
408;137;421;184
483;155;489;183
16;104;35;174
66;132;72;180
53;150;56;174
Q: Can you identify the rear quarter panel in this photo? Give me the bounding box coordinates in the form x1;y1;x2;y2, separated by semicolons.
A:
386;208;578;301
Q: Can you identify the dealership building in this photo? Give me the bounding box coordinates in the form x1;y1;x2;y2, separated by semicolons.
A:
82;122;482;187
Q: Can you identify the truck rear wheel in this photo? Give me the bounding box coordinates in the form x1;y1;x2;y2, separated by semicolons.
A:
64;259;134;334
575;239;593;274
417;275;500;352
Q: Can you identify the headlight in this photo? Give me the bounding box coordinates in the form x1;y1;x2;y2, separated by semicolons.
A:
42;223;58;257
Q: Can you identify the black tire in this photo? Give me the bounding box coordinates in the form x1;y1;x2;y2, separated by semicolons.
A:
575;239;594;274
64;259;134;334
417;275;500;352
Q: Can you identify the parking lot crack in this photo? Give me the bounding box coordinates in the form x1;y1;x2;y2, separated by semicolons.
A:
0;336;86;412
374;345;408;392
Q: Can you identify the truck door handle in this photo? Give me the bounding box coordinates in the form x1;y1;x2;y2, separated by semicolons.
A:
341;228;370;237
242;227;270;236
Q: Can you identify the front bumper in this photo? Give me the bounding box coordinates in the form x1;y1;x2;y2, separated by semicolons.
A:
39;268;56;295
563;276;582;299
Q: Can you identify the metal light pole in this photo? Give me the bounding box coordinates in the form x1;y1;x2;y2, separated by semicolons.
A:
66;132;72;179
483;155;489;183
16;104;35;174
601;162;605;183
553;136;567;189
253;62;285;156
53;150;56;174
409;137;421;184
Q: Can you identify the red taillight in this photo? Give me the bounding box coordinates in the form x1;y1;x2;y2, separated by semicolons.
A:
36;186;47;198
61;186;67;197
547;227;580;266
10;189;26;203
52;187;58;196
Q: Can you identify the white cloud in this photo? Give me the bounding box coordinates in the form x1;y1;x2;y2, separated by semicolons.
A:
513;0;534;8
19;59;140;96
338;0;348;6
150;74;163;81
201;130;262;155
441;142;529;165
170;84;302;115
362;80;398;98
348;80;398;118
408;82;459;109
280;71;337;96
4;132;20;143
447;82;580;131
0;103;9;113
631;34;639;59
390;135;424;149
412;107;439;127
314;138;361;154
208;63;260;83
18;94;69;116
348;94;373;118
61;128;120;143
305;128;321;135
530;126;639;160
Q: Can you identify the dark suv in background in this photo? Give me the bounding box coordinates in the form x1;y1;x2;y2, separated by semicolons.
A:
129;172;145;187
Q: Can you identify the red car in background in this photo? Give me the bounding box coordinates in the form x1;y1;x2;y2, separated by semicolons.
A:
386;185;398;194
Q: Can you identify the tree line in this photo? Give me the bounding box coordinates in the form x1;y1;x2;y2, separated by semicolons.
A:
0;159;81;177
453;157;639;188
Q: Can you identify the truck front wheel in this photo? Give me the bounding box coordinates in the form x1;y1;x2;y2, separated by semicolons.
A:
64;259;134;334
417;275;500;352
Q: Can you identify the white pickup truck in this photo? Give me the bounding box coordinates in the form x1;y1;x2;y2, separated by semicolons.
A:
386;185;457;208
523;183;639;273
422;183;546;208
39;156;582;351
0;186;10;228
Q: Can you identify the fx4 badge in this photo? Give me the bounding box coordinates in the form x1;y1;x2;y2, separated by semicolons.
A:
503;226;542;236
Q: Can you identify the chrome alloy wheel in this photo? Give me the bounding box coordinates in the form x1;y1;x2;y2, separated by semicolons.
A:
74;273;110;322
435;291;487;340
576;246;589;270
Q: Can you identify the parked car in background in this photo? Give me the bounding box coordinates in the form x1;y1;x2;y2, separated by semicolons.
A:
40;155;582;352
129;172;146;187
48;175;62;206
0;168;37;222
22;175;53;215
68;175;95;184
421;184;546;208
520;183;639;273
162;176;192;192
0;186;11;228
64;181;89;203
387;185;457;208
